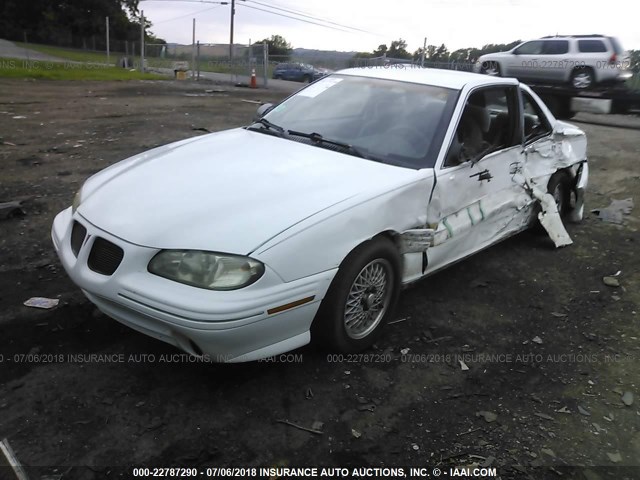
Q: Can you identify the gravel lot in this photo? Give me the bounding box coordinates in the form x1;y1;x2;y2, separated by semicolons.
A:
0;78;639;480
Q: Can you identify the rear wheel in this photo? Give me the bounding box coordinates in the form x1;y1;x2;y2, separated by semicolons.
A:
548;171;573;218
570;67;594;89
312;237;401;353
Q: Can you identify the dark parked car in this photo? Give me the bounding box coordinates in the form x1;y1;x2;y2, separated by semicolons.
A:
272;63;324;82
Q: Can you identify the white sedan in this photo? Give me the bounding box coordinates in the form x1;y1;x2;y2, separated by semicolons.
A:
52;67;588;362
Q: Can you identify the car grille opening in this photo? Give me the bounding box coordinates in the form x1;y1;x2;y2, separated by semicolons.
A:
70;221;87;257
88;237;124;275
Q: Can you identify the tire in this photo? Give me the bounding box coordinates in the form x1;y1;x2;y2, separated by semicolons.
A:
311;236;401;353
547;171;572;217
303;75;311;83
480;61;501;76
570;67;594;89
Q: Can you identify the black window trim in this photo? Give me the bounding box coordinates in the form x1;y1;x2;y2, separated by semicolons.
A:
520;89;553;145
514;40;544;55
542;39;570;55
440;84;520;170
577;39;608;53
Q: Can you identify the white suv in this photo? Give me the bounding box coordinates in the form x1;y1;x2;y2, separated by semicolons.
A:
475;35;632;89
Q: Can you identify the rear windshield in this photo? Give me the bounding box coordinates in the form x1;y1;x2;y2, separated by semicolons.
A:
607;37;624;54
578;40;607;53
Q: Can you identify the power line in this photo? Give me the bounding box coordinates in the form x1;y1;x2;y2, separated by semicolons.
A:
244;0;375;35
237;3;355;33
153;4;223;24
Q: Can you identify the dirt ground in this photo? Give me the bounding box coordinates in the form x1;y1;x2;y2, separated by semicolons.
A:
0;78;639;480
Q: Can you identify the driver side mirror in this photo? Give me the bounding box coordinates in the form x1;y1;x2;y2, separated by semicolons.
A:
254;103;274;121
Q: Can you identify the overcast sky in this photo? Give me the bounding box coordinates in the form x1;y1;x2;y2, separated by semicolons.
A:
140;0;640;52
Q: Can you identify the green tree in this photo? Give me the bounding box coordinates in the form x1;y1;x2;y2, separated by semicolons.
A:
387;39;412;59
372;44;388;57
432;43;449;61
629;50;640;73
0;0;152;47
254;35;292;59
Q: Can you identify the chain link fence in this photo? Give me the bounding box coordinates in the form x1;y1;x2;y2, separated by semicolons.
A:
13;26;640;91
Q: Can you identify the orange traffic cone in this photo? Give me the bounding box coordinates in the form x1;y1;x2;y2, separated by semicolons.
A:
250;68;257;89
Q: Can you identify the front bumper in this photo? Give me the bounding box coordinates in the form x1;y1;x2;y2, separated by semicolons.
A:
52;207;336;362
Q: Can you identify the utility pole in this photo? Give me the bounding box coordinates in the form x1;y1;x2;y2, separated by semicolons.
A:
421;37;427;67
140;10;145;72
192;18;196;79
263;41;268;88
229;0;235;60
106;16;110;65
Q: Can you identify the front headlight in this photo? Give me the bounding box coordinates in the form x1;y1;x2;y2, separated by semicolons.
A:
148;250;265;290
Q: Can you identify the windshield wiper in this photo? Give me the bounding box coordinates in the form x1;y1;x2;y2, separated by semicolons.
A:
247;117;286;137
287;130;370;160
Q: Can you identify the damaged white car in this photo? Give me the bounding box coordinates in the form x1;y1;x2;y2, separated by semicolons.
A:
51;68;588;362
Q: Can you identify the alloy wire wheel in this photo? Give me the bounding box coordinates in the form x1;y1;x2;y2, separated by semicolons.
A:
311;237;400;352
571;69;594;89
344;259;392;340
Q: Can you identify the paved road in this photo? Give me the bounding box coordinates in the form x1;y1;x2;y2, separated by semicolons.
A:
167;68;302;94
0;39;66;62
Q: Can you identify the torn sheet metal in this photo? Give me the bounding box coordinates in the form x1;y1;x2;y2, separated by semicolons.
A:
398;229;435;254
528;183;573;248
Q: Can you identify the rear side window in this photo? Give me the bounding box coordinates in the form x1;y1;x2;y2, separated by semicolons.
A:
542;40;569;55
578;40;607;53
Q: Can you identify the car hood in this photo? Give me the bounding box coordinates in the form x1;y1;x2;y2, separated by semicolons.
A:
78;129;421;254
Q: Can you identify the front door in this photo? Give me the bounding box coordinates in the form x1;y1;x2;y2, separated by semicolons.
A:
426;85;530;274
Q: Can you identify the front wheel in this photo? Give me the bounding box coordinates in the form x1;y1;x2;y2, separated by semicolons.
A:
480;61;501;76
312;237;401;353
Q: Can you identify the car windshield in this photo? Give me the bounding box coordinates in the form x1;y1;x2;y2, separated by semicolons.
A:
261;74;458;168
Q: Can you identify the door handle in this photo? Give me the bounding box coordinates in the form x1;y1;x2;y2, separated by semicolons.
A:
470;169;493;182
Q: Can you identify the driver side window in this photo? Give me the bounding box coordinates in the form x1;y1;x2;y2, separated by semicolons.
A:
514;41;544;55
444;87;517;168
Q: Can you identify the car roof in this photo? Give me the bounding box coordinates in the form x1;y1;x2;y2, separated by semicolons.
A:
336;66;519;90
540;34;607;39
